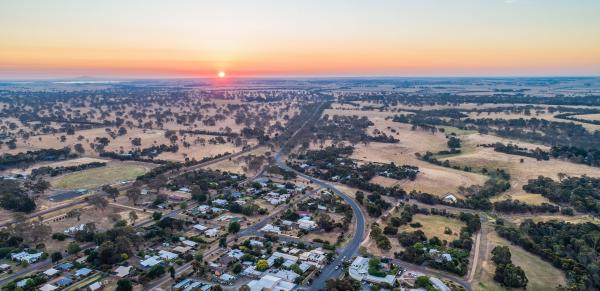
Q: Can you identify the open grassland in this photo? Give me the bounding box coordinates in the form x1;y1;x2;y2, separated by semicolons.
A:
52;163;149;189
574;113;600;121
399;214;465;242
351;141;486;197
475;229;566;291
444;134;600;203
466;111;600;132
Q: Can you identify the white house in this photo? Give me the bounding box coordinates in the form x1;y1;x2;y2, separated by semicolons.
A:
11;251;43;263
260;224;281;234
297;219;317;230
349;256;397;286
159;250;178;260
442;194;458;204
247;274;296;291
205;228;219;237
140;256;162;268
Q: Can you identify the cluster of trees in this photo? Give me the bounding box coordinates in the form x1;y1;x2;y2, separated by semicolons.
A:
550;146;600;167
370;223;392;250
0;179;37;212
31;161;106;177
480;143;549;161
491;246;528;288
313;114;398;145
169;169;245;200
495;219;597;290
523;175;600;215
493;199;559;214
0;147;75;170
339;90;600;107
359;192;392;217
292;146;417;199
555;112;600;126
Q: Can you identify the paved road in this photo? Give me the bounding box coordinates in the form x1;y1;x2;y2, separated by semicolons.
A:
275;156;366;290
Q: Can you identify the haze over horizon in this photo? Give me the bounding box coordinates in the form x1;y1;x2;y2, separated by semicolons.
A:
1;0;599;79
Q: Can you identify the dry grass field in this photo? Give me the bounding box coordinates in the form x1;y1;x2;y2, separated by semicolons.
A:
399;214;464;242
575;113;600;121
474;229;566;291
443;134;600;203
352;141;487;197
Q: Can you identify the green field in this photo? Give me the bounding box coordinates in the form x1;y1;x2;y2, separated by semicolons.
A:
52;164;148;190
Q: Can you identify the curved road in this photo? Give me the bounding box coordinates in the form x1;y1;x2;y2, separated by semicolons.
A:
275;156;366;290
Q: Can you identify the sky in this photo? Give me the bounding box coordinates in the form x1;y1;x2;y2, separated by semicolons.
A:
1;0;599;79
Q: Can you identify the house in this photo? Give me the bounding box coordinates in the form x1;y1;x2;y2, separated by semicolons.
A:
212;199;228;206
173;246;192;254
39;284;58;291
43;268;60;277
299;248;327;265
16;279;29;288
243;265;264;277
64;223;86;235
260;224;281;234
11;251;43;263
268;252;298;267
246;274;296;291
297;218;317;230
442;194;458;204
159;250;178;260
228;249;245;260
348;256;397;286
178;187;192;193
0;264;11;272
249;240;264;247
114;265;132;277
88;281;103;291
75;267;93;278
205;228;219;237
430;277;451;291
57;262;74;270
55;276;74;287
140;256;162;268
218;273;236;284
173;278;207;290
192;224;207;232
271;270;299;282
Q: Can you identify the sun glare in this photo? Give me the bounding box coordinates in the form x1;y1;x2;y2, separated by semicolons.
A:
218;71;226;78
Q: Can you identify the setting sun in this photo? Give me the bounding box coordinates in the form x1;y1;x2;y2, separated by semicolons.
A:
218;71;226;78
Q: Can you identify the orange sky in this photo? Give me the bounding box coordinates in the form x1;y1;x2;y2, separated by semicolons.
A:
1;0;599;79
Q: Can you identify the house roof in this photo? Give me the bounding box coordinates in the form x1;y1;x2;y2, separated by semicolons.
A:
114;265;132;277
75;268;93;277
39;284;58;291
43;268;60;276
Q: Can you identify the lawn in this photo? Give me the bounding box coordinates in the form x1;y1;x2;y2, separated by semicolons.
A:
52;163;148;190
